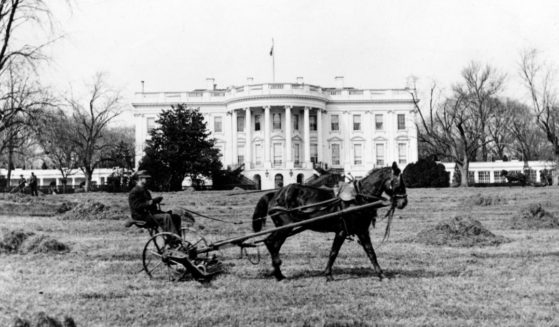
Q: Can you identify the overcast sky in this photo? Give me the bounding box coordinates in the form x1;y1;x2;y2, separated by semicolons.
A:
37;0;559;124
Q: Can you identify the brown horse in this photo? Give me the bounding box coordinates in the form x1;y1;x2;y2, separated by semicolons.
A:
252;162;407;281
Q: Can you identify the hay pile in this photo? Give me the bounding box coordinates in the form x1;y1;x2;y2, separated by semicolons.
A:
510;203;559;229
0;229;69;254
410;216;508;247
13;312;76;327
58;200;125;220
467;193;507;206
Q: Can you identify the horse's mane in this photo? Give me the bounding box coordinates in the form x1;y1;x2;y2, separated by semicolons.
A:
365;166;393;177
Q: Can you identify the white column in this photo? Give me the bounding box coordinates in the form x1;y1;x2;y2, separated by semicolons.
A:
232;109;238;165
387;110;395;164
317;109;323;162
245;107;252;169
343;110;351;168
409;110;418;163
264;106;271;168
303;107;311;168
365;110;374;166
225;112;233;166
285;105;292;168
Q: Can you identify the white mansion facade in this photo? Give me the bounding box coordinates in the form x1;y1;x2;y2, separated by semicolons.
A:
131;77;418;189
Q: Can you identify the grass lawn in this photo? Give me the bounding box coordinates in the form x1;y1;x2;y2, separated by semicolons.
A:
0;187;558;326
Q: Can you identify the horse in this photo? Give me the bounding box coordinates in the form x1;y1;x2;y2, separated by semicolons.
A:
252;162;407;281
501;170;527;186
251;170;343;231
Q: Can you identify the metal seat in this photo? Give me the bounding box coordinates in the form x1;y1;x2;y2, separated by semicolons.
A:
124;218;159;235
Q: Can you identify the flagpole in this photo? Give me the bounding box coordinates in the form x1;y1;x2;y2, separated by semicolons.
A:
272;38;275;82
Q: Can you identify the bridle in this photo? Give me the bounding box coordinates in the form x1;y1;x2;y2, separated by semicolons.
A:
352;173;407;206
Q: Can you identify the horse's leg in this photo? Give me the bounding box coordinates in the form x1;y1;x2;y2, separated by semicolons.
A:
356;232;385;280
324;230;347;282
264;229;291;281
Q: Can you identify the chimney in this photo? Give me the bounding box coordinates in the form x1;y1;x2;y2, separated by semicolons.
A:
296;76;304;84
246;77;254;84
206;77;215;90
335;76;344;89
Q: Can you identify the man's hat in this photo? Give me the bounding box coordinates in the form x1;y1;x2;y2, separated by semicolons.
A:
134;170;151;178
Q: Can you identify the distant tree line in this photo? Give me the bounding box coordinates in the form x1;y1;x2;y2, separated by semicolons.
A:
0;2;133;192
412;51;558;187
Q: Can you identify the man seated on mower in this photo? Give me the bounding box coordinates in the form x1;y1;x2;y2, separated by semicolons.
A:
128;170;181;236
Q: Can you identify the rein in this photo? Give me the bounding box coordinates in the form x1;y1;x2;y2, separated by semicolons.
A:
178;207;244;225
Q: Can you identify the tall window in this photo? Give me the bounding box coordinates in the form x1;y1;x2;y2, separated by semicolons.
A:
237;145;245;164
493;171;503;183
254;144;262;165
147;117;157;132
353;144;362;165
478;171;490;183
331;114;339;131
331;144;340;165
398;143;407;165
273;143;283;166
237;115;245;132
397;114;406;130
310;114;317;131
273;113;282;130
310;144;318;163
254;115;261;131
214;116;223;133
375;143;385;166
375;114;383;130
293;114;299;131
293;144;301;165
353;115;361;131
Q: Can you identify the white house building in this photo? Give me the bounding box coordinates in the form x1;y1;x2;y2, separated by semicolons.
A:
131;77;419;189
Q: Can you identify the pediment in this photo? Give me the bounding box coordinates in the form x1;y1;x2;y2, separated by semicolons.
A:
327;136;343;142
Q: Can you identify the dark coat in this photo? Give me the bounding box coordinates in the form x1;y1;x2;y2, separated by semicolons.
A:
128;184;155;221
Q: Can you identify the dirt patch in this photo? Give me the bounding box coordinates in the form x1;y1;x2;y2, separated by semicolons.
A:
510;203;559;229
467;193;507;206
58;200;126;220
13;312;76;327
0;229;69;254
409;215;508;247
0;194;78;217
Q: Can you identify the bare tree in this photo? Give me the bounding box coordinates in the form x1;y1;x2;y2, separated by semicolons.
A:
0;0;58;75
453;62;506;161
0;63;52;184
31;108;78;192
411;77;493;187
519;49;559;182
67;73;121;191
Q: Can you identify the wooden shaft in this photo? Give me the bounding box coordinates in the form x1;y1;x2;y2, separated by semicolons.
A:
196;200;389;254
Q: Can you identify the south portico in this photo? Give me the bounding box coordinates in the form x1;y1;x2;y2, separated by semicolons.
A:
224;98;327;189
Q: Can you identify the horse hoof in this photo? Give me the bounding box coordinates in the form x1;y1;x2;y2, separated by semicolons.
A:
275;274;286;281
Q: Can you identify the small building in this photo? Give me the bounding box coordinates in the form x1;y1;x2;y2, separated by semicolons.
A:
441;160;555;184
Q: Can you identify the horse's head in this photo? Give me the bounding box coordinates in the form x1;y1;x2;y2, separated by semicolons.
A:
500;170;508;177
359;162;408;210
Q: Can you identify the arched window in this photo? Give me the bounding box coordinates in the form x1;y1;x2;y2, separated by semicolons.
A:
296;173;304;184
274;174;284;189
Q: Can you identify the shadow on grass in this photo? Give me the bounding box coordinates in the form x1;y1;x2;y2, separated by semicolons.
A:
245;266;465;281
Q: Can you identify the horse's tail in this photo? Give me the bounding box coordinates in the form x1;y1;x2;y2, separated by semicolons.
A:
252;192;273;232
